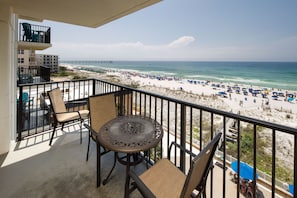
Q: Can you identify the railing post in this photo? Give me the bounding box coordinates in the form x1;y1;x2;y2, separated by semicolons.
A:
92;79;96;95
17;86;23;141
293;134;297;198
19;23;21;42
180;104;186;172
119;87;124;116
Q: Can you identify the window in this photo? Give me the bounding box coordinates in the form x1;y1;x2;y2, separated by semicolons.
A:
18;58;24;64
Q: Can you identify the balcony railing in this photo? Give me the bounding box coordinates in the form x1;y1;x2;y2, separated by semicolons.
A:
16;78;297;197
17;66;51;84
19;23;51;44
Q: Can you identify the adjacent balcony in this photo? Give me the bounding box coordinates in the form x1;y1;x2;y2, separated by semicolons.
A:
17;66;51;85
2;78;296;197
18;23;52;50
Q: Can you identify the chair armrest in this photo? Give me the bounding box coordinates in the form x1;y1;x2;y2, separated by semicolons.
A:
55;111;82;119
168;142;197;159
55;111;79;115
67;100;88;105
66;100;88;110
83;123;98;138
129;170;156;198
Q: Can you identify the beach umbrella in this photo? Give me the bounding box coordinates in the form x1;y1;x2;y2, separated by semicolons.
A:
231;160;259;181
289;184;294;195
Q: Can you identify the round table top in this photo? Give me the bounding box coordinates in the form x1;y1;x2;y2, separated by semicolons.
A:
98;115;163;153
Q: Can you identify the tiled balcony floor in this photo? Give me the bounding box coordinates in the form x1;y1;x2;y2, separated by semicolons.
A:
0;123;292;198
0;124;144;198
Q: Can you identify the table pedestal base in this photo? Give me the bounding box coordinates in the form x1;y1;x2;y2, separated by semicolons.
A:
102;153;144;186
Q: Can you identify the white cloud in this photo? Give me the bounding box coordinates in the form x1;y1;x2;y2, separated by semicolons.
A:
42;35;297;61
43;36;197;60
168;36;195;47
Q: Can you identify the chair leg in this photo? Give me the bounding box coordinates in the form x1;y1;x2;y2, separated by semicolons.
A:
97;143;101;187
103;152;117;185
86;133;91;161
49;124;57;146
80;120;83;144
202;189;206;198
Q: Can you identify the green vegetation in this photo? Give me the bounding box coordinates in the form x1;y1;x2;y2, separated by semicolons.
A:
192;120;219;143
72;75;87;80
149;143;162;161
52;66;87;80
226;124;293;183
51;66;75;77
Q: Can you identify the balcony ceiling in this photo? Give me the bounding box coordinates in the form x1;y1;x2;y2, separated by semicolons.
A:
1;0;161;28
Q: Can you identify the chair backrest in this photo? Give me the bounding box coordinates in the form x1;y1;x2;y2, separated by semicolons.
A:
114;89;133;116
181;132;222;197
22;23;32;40
22;92;29;102
89;92;117;133
48;87;67;114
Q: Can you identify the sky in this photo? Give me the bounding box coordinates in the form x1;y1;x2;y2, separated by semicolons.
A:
26;0;297;61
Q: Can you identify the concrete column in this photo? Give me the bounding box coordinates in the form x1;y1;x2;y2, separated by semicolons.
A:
0;4;16;154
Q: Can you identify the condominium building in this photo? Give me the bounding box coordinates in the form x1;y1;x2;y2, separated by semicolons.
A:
17;49;36;68
36;54;59;73
17;50;58;73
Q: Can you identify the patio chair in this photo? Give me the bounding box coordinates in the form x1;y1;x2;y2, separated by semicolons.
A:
22;23;38;42
114;89;133;116
18;92;34;110
128;132;222;198
17;92;35;121
47;87;89;146
84;92;118;187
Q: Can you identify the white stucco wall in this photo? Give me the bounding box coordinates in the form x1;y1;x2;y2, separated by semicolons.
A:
0;4;17;154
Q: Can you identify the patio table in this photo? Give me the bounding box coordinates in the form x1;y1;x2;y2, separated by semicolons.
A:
97;115;163;198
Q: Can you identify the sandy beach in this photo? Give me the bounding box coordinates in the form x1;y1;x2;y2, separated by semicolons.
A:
54;64;297;172
64;67;297;126
55;64;297;125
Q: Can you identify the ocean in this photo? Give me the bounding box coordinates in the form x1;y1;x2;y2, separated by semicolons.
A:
61;61;297;91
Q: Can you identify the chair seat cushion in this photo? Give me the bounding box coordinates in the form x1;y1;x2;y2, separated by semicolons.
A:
79;109;89;119
139;158;186;198
56;110;89;122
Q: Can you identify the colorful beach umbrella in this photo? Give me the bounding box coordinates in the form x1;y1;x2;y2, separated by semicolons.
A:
231;160;259;181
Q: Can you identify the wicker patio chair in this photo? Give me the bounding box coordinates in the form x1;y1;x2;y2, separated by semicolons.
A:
47;87;89;146
128;132;222;198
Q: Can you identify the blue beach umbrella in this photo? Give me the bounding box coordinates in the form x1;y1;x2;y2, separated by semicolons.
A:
231;160;259;181
289;184;294;195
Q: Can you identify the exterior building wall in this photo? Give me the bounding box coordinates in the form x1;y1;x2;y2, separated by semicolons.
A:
0;4;17;154
18;50;58;72
36;54;59;73
17;49;36;68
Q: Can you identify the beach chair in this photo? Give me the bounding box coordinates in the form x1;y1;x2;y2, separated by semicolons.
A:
128;132;222;198
47;87;89;146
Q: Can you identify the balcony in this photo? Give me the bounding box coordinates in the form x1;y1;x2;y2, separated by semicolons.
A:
5;78;297;197
18;23;52;50
17;66;51;85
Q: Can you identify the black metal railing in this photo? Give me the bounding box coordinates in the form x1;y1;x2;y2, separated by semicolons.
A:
17;78;297;197
19;23;51;44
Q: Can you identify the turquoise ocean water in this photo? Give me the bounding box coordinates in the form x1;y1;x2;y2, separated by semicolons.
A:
61;61;297;91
